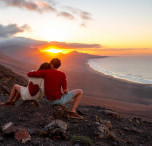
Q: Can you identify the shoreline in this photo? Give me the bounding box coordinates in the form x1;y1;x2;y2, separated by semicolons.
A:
87;60;152;87
88;57;152;85
62;57;152;122
83;60;152;121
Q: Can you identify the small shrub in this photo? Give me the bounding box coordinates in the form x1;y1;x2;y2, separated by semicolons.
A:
71;135;93;146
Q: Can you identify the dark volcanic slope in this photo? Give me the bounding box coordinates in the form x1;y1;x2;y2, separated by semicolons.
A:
0;53;37;77
0;64;27;96
0;97;151;146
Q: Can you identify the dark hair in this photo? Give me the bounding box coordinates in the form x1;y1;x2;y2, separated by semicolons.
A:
50;58;61;69
37;62;51;71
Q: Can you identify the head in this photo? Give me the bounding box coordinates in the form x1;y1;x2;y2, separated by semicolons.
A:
50;58;61;69
37;62;51;71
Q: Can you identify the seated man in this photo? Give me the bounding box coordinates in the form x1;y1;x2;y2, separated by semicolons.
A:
28;58;83;119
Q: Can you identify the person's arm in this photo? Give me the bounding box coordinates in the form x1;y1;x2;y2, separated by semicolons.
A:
27;70;46;78
63;89;69;94
62;73;68;94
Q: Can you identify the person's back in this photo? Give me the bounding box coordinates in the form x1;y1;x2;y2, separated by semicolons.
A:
21;77;44;101
42;69;67;100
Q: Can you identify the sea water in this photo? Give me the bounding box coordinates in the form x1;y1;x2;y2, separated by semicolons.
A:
88;56;152;84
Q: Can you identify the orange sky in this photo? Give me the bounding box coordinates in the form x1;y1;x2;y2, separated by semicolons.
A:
1;0;152;56
39;43;152;56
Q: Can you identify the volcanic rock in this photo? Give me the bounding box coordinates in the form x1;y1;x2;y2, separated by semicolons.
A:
15;129;31;143
40;119;68;140
2;122;18;135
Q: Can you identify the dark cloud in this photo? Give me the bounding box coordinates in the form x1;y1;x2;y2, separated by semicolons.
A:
0;0;56;13
61;6;91;26
80;11;91;20
63;6;92;20
47;41;101;49
0;24;30;38
58;11;74;20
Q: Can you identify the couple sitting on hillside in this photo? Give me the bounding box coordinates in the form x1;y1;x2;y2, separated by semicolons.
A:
0;58;83;119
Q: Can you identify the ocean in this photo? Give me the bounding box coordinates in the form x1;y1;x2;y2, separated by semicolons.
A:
88;56;152;84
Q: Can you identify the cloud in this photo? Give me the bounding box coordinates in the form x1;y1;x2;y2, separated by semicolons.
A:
100;48;152;51
0;0;92;26
61;6;92;26
0;24;30;38
47;41;101;49
80;11;91;20
58;11;74;20
80;23;87;27
0;0;56;13
63;6;91;20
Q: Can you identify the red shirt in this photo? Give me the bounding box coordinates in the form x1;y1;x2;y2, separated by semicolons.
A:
27;69;67;100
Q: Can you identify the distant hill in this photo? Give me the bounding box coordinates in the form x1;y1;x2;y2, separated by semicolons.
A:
0;53;37;77
0;64;27;96
63;51;103;59
0;37;66;64
0;37;105;65
60;51;104;71
0;37;47;64
0;37;105;75
0;50;103;75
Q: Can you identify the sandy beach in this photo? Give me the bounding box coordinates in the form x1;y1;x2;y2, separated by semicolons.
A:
60;54;152;121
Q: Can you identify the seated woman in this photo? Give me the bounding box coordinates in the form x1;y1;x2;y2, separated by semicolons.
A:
0;62;50;106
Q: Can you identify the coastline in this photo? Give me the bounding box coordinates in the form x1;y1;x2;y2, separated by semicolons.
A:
85;59;152;121
87;60;152;87
88;57;152;86
62;57;152;122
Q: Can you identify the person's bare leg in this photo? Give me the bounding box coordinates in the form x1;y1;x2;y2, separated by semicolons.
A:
13;91;21;103
7;84;21;102
71;89;83;113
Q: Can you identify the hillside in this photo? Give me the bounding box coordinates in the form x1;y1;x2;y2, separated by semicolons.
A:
0;53;37;77
0;64;27;96
0;62;152;146
0;37;103;65
0;51;102;75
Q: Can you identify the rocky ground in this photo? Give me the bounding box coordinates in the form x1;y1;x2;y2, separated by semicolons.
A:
0;96;152;146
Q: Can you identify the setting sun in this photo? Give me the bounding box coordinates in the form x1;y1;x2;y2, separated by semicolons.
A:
40;49;61;53
40;45;75;54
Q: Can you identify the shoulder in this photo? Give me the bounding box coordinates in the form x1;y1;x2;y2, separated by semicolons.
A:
55;70;66;77
58;70;66;75
40;69;50;72
28;77;43;80
28;77;44;83
38;69;51;75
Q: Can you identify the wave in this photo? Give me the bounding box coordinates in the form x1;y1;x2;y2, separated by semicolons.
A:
88;57;152;84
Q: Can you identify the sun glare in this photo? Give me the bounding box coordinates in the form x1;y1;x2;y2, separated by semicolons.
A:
40;45;75;54
46;49;61;53
40;49;61;53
